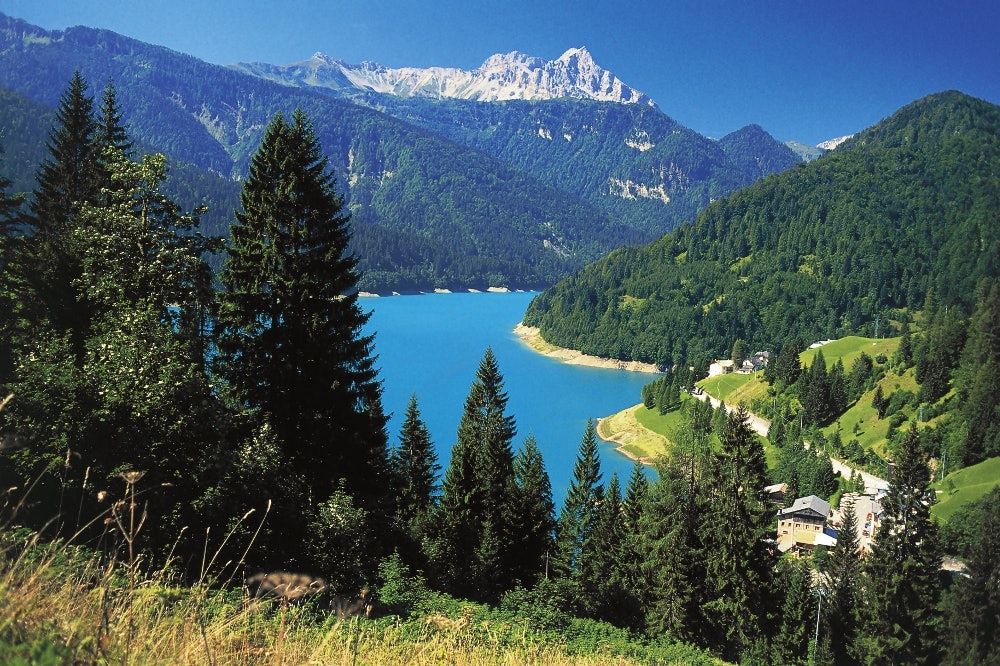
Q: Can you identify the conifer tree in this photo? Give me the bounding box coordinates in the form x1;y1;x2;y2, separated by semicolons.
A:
390;394;439;544
0;143;23;377
771;559;814;666
702;405;775;660
586;473;634;623
216;109;389;565
801;349;830;426
953;280;1000;465
639;457;704;643
857;424;942;665
511;433;555;589
941;487;1000;666
622;460;649;535
14;72;100;349
825;499;862;666
553;419;603;582
427;348;519;601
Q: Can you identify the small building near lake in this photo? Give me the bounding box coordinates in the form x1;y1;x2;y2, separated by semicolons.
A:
777;495;835;555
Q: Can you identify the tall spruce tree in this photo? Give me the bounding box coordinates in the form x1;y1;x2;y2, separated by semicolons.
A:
390;394;439;548
941;487;1000;666
858;424;942;665
511;433;555;589
427;348;519;601
0;142;23;377
586;473;633;623
216;109;389;564
770;559;815;666
825;499;862;666
14;72;101;350
553;418;603;585
702;404;775;660
953;280;1000;465
640;456;704;643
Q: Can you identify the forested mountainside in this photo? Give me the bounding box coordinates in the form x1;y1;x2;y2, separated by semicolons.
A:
524;91;1000;367
277;92;802;238
0;85;242;246
0;13;637;292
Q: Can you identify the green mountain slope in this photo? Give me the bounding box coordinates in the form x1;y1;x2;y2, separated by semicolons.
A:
303;92;801;240
0;12;633;292
524;91;1000;366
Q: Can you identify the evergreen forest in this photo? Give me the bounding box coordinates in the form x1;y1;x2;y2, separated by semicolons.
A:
524;91;1000;370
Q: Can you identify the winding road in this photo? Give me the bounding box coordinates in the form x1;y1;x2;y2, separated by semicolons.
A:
692;391;888;494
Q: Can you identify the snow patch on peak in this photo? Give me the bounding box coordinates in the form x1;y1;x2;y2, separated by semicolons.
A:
244;47;655;107
818;134;853;150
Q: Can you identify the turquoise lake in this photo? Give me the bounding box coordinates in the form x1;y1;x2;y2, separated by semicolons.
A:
361;291;655;502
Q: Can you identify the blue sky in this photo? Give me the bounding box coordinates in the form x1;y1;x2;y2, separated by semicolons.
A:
1;0;997;145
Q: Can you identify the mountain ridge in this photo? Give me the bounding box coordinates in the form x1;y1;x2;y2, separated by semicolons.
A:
232;46;657;107
0;11;803;291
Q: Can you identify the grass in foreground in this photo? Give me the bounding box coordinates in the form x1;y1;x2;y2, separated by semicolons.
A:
0;527;721;666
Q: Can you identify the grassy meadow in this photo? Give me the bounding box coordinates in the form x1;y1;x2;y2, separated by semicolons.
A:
931;456;1000;523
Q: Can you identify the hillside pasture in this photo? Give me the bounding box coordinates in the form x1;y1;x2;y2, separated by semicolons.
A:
931;456;1000;523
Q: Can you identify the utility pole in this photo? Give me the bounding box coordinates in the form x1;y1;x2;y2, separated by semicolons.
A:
811;586;826;664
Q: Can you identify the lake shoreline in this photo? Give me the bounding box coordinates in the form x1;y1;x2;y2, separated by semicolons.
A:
595;404;667;466
358;287;522;297
513;324;663;374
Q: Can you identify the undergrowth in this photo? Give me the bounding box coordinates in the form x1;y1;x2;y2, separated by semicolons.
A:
0;524;722;665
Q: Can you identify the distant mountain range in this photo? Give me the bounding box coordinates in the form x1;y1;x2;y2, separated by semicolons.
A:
232;46;656;106
0;12;819;292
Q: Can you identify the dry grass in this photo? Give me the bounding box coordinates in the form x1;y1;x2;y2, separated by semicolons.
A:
0;545;615;664
0;525;721;665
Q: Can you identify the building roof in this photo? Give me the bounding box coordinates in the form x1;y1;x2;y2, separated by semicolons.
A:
778;495;831;520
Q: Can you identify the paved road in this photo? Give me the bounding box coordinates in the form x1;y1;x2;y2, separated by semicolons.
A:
691;391;888;493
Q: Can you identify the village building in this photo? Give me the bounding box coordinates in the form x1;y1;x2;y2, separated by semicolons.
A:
764;482;788;505
776;495;836;555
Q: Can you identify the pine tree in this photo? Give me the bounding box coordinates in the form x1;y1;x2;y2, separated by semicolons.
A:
858;424;942;665
825;498;862;666
14;72;101;351
828;358;848;417
427;348;519;601
771;559;814;666
0;142;24;378
215;109;390;562
898;319;913;368
553;419;603;583
390;394;439;545
773;340;802;386
953;280;1000;465
731;338;748;367
702;404;775;660
95;79;131;154
639;457;704;643
941;487;1000;666
623;460;649;535
585;472;645;626
801;349;830;426
511;433;555;588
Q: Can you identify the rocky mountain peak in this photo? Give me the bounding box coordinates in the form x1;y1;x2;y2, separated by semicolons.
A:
236;47;655;106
